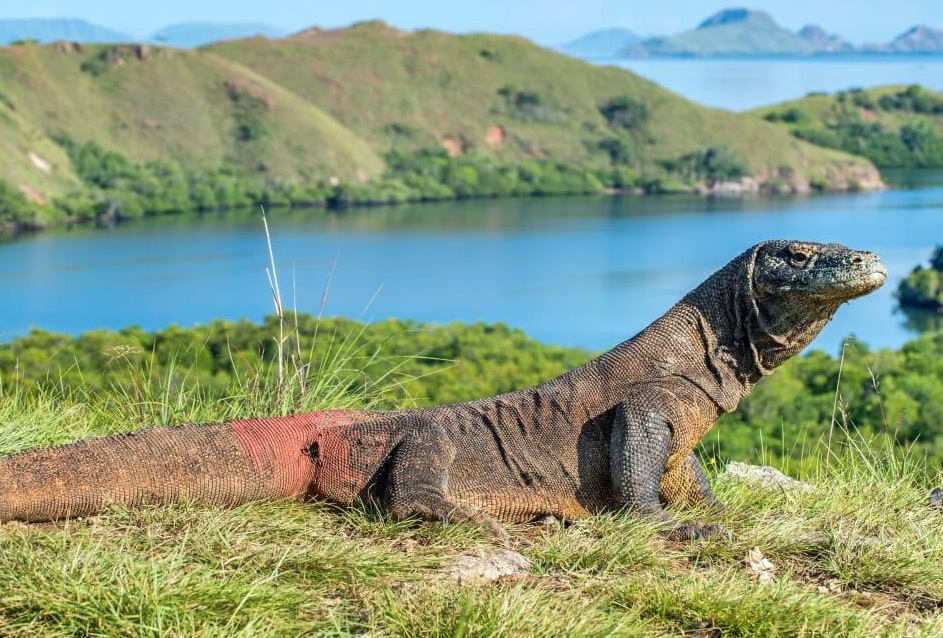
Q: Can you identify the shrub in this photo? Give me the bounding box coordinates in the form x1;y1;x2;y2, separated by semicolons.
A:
599;96;649;131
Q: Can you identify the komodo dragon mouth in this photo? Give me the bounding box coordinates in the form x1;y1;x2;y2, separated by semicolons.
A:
0;239;886;541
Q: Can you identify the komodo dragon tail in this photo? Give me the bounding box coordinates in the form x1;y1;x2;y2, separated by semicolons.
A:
0;412;333;523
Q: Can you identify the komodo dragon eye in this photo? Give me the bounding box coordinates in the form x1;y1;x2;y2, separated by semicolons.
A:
788;248;811;268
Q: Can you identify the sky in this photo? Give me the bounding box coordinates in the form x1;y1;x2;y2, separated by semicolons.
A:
9;0;943;45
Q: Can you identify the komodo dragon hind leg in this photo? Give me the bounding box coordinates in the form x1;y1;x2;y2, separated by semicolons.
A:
610;399;727;541
383;417;508;540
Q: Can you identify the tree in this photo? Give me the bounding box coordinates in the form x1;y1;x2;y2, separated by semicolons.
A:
599;96;649;131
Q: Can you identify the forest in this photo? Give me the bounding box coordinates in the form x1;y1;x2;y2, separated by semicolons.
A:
898;243;943;311
0;136;759;230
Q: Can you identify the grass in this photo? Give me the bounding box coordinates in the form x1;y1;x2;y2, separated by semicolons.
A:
1;354;942;636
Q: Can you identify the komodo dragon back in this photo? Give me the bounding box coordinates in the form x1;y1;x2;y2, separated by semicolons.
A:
0;240;886;539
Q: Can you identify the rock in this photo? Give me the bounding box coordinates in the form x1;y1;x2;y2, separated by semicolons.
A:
930;488;943;508
722;461;812;492
441;549;531;584
744;546;776;583
28;151;51;174
708;178;760;196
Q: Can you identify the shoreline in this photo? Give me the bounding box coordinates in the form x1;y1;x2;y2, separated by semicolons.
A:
2;173;886;240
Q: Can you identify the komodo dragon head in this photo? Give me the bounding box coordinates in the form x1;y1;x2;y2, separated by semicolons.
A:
733;239;886;374
673;239;886;411
751;240;887;303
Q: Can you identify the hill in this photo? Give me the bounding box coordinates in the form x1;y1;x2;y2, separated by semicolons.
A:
624;8;815;57
0;40;382;206
797;24;853;53
618;7;943;57
559;28;640;59
207;22;876;186
149;22;287;48
888;25;943;53
0;18;132;46
0;25;879;229
753;85;943;167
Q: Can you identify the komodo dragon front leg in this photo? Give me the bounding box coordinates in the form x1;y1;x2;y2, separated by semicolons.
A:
660;451;725;512
610;382;727;540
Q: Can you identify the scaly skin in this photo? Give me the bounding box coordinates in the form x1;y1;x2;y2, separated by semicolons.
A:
0;240;886;539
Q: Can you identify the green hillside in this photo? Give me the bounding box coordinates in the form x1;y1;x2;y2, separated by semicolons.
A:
208;21;872;187
753;85;943;167
0;41;382;198
0;90;81;204
0;25;881;230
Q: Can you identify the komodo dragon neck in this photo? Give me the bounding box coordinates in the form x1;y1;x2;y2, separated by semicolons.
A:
589;247;837;414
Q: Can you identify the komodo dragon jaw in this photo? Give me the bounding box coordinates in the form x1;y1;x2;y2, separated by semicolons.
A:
0;241;884;542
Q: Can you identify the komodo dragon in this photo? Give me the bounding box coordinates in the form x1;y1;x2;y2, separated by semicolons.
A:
0;240;886;539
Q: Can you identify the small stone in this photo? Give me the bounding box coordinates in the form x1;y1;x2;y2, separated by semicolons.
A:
723;462;812;492
441;549;531;585
744;546;776;583
929;488;942;508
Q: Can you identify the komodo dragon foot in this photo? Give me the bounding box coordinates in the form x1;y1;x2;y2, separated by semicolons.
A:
666;521;730;542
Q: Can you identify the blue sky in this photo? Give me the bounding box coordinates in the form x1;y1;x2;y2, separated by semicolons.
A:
11;1;943;44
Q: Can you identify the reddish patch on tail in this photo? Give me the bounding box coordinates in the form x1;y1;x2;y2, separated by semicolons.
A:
308;414;392;504
230;410;393;505
229;411;336;498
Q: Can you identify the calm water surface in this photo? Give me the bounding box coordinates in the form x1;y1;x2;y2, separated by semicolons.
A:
606;56;943;111
2;171;941;355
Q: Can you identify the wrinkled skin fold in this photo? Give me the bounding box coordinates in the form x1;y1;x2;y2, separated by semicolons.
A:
0;240;886;540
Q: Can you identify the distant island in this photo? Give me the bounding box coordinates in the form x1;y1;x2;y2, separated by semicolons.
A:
0;18;132;46
149;22;287;48
561;7;943;59
0;18;286;48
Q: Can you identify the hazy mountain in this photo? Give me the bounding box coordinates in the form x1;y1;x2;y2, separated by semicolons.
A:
0;18;132;45
888;25;943;53
622;7;943;57
559;28;640;59
623;8;815;57
696;7;764;29
148;22;287;48
797;24;853;53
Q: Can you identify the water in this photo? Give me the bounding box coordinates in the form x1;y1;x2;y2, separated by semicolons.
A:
1;172;941;355
605;56;943;111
